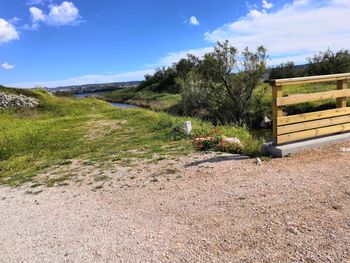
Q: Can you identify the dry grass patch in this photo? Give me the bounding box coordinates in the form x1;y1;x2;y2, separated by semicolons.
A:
84;119;127;140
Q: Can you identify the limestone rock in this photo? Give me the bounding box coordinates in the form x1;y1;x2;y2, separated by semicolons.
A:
223;137;244;148
255;158;262;166
0;92;39;109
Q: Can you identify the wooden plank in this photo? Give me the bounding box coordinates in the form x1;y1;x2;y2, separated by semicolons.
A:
277;115;350;135
277;122;350;144
276;89;350;106
277;107;350;126
266;72;350;86
272;85;283;142
337;80;347;108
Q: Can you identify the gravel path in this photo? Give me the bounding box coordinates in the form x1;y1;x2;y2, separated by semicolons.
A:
1;143;350;262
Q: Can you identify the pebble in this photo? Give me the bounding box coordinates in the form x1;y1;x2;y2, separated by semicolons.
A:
255;158;262;166
340;147;350;153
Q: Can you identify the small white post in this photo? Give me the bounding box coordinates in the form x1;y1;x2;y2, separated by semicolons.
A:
184;121;192;135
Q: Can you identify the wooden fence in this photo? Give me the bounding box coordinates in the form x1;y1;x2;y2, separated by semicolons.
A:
266;73;350;145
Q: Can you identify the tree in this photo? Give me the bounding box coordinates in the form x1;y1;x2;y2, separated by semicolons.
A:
178;41;267;124
269;61;305;79
307;49;350;75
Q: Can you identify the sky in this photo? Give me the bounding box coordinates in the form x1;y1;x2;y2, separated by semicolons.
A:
0;0;349;88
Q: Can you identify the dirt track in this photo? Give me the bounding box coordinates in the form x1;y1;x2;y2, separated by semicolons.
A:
0;143;350;262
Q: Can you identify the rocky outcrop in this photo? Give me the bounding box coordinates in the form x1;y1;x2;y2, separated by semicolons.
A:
0;92;39;109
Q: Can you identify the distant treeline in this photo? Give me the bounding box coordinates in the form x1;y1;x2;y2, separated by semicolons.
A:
269;49;350;79
52;81;141;96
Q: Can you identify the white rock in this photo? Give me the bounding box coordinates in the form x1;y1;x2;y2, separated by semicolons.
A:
224;137;243;148
255;158;262;166
0;92;39;109
340;147;350;153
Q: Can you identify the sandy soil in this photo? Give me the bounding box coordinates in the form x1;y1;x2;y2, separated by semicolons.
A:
0;143;350;263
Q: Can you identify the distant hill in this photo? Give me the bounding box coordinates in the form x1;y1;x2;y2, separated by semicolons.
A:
51;81;141;94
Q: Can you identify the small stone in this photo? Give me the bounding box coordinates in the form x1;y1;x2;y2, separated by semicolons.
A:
332;203;341;210
255;158;262;166
340;147;350;153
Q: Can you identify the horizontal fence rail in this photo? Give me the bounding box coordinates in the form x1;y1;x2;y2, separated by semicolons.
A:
266;73;350;145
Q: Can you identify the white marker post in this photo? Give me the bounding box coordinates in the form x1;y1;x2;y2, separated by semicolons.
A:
184;121;192;135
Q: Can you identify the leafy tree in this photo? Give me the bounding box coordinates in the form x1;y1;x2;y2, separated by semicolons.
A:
307;49;350;75
178;41;267;124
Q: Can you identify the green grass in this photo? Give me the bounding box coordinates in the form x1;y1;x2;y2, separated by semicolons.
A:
103;86;182;111
253;81;350;116
0;87;260;186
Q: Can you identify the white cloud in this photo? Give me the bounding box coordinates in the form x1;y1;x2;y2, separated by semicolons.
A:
30;7;45;22
248;9;265;18
29;1;82;27
1;62;15;70
0;18;19;44
262;0;274;10
47;1;80;26
202;0;350;65
9;69;155;88
189;16;200;26
158;0;350;67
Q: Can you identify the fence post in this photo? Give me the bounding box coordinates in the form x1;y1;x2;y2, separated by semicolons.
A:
272;85;283;145
337;80;347;108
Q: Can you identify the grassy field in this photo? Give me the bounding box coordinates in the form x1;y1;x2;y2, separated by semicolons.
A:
0;87;261;186
103;86;181;111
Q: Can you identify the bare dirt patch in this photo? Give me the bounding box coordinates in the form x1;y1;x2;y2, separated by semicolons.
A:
84;119;127;140
0;143;350;262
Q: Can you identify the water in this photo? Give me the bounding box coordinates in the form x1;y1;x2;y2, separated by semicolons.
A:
74;92;139;109
110;102;139;109
74;92;106;98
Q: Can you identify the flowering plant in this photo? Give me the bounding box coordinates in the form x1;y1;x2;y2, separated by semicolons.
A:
192;128;224;151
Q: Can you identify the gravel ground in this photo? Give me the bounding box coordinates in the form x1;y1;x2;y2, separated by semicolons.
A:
1;143;350;263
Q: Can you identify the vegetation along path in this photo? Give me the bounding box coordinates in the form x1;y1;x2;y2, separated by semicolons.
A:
1;143;350;262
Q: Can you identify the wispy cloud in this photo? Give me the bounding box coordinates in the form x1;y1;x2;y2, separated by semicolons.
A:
9;69;155;88
188;16;200;26
262;0;274;10
26;0;53;6
160;47;213;66
205;0;350;64
0;18;19;44
161;0;350;66
1;62;15;70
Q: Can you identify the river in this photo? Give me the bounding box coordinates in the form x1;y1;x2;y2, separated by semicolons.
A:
74;92;139;109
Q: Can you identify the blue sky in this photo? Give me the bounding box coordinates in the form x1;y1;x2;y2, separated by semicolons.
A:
0;0;349;87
